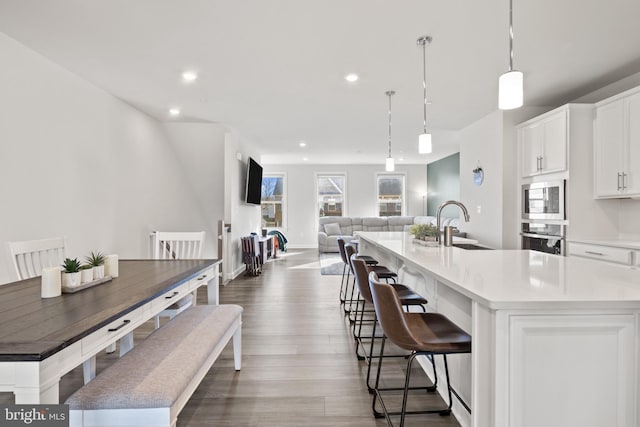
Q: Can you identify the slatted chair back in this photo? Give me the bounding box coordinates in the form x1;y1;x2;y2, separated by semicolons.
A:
153;231;205;260
9;237;67;280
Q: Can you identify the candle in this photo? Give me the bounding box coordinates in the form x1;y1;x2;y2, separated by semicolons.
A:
41;266;62;298
104;254;119;278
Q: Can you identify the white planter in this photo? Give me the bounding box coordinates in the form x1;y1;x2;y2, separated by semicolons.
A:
93;265;105;280
81;268;94;283
62;272;81;289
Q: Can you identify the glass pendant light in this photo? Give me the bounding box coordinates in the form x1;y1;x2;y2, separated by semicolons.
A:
385;90;395;172
498;0;523;110
417;36;433;154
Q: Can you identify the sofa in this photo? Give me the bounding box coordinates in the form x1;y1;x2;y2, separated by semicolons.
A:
318;216;462;253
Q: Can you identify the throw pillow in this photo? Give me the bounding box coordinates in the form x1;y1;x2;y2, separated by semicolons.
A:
324;222;342;236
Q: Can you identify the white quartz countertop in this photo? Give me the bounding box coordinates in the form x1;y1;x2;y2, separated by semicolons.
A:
358;232;640;310
567;238;640;250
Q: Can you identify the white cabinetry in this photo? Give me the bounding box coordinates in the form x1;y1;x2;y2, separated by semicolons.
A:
594;88;640;198
567;241;633;265
519;109;567;178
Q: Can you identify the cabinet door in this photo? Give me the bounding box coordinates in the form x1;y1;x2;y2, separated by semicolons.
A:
521;123;543;178
623;92;640;195
594;100;624;197
540;111;567;174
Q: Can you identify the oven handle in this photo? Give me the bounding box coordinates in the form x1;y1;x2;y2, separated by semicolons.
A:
520;232;565;240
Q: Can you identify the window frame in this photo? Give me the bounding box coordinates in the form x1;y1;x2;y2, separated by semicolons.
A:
261;172;287;230
375;172;406;217
315;172;348;220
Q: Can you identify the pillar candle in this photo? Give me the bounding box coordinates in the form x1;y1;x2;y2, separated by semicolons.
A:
41;266;62;298
104;254;119;278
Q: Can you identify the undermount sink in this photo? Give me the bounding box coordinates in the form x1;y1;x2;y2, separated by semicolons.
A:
452;243;492;250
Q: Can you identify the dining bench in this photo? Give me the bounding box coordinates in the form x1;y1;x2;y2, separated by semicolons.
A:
66;304;242;427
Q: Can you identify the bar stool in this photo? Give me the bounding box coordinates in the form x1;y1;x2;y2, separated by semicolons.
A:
368;272;472;427
351;257;427;391
344;244;397;322
337;238;377;306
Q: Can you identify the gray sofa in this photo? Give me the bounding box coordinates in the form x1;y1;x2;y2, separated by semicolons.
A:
318;216;462;253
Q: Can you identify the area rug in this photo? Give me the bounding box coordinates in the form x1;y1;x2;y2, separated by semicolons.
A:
319;253;344;275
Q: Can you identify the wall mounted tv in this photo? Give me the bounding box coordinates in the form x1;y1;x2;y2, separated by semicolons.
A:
245;157;263;205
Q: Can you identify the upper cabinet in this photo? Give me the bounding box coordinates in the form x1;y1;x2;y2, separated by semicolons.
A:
594;89;640;198
519;109;568;178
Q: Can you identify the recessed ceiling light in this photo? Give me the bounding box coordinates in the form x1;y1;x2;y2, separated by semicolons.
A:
345;73;359;82
303;157;309;161
169;108;181;116
299;141;307;147
182;71;198;82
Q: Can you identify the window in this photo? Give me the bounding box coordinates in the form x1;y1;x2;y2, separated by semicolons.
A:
317;174;346;217
377;174;405;216
261;174;285;228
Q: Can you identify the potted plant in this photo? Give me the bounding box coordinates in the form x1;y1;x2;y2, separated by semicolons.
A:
86;251;106;279
409;223;439;241
80;264;94;283
61;258;82;289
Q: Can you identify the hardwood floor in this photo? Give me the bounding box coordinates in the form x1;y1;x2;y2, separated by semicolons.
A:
2;249;462;426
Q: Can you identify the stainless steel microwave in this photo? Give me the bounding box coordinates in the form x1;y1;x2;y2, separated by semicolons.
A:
522;181;565;220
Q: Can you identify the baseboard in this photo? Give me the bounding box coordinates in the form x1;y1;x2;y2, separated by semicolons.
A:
285;243;317;249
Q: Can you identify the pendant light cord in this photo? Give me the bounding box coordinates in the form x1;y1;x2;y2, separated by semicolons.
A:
386;90;394;158
422;40;427;133
508;0;514;71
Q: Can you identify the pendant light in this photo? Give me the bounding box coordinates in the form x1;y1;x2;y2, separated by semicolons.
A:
498;0;523;110
417;36;433;154
385;90;395;172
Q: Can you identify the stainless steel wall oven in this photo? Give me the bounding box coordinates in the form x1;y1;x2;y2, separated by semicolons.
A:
521;223;565;256
522;180;565;221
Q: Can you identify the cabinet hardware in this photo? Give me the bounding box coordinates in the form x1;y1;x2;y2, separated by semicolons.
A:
539;156;543;171
165;291;179;299
198;275;207;281
622;172;627;189
585;251;605;256
617;173;622;190
108;319;131;332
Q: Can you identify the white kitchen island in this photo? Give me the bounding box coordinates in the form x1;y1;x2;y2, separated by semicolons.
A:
357;231;640;427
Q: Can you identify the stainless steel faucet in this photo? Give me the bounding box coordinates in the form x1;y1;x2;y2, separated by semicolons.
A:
436;200;470;246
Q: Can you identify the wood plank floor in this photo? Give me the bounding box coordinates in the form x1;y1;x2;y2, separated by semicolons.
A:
2;249;462;426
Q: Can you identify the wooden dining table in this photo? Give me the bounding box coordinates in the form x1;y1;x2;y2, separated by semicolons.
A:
0;259;221;404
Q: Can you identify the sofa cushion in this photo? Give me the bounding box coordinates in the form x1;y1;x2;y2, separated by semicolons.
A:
413;216;437;225
324;222;342;236
362;217;388;231
387;216;415;231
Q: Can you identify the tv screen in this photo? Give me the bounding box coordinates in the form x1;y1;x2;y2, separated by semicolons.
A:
245;157;263;205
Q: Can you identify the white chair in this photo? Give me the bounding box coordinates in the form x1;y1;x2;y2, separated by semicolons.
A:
9;237;67;280
8;237;99;384
151;231;206;329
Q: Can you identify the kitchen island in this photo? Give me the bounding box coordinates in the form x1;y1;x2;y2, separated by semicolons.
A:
357;231;640;427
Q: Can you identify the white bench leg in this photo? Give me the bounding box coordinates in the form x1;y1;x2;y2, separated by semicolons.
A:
233;325;242;371
105;342;117;353
83;357;96;384
154;315;161;330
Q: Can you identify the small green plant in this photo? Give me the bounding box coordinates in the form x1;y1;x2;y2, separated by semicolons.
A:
85;251;105;267
80;264;93;270
61;258;82;273
409;223;439;239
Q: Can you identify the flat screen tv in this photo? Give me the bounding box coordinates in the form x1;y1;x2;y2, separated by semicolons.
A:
245;157;263;205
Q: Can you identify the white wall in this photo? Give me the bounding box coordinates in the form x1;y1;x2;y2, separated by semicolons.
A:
459;108;547;249
262;163;427;247
0;33;223;284
223;132;262;276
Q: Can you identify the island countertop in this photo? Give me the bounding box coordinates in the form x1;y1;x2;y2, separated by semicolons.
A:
357;231;640;310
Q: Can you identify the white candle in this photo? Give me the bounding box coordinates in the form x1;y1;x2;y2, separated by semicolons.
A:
41;266;62;298
104;254;119;278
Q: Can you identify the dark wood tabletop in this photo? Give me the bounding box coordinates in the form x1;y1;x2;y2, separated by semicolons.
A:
0;259;220;361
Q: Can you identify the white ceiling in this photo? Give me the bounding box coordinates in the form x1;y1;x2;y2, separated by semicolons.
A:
1;0;640;165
